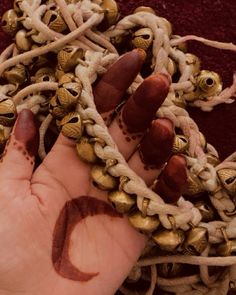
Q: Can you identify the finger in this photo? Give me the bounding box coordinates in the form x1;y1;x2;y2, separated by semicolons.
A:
153;155;188;203
128;118;175;186
0;109;39;182
93;48;146;124
109;73;170;159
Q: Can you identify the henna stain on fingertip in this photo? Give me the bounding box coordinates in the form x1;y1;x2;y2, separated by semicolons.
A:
52;196;122;282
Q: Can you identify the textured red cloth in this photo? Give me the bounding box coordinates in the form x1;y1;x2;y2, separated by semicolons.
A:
1;0;236;160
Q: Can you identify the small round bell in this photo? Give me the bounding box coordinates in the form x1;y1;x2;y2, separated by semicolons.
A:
55;65;65;81
0;125;10;153
15;29;32;51
183;173;204;196
57;46;84;72
183;227;208;255
35;67;56;83
172;135;189;154
128;211;160;233
185;53;201;76
3;64;27;86
59;73;77;85
167;58;177;76
76;137;97;163
159;17;172;36
157;263;183;278
152;229;185;252
199;132;207;151
56;82;82;109
13;0;23;14
217;240;236;256
101;0;119;26
132;28;154;51
217;168;236;195
42;9;67;33
108;190;136;214
49;95;68;119
1;9;19;36
194;201;215;222
91;165;118;190
197;70;222;98
60;112;83;139
206;153;220;167
0;99;17;126
133;6;156;15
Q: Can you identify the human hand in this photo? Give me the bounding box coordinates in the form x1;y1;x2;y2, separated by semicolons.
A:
0;49;180;295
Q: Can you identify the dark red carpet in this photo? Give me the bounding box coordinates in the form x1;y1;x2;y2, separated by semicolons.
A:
1;0;236;160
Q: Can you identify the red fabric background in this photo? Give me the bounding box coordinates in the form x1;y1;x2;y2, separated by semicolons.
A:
1;0;236;160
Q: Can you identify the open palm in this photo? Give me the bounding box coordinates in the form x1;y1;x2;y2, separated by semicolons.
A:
0;50;171;295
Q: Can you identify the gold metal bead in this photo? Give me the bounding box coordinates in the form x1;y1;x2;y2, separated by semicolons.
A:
157;263;183;278
152;229;185;252
35;67;56;83
49;95;68;119
167;58;177;76
206;153;220;167
132;28;154;51
42;9;67;33
197;70;222;98
194;201;215;222
76;137;97;163
91;165;118;190
1;9;19;36
217;240;236;256
133;6;156;15
0;99;17;126
59;73;77;85
13;0;23;14
172;135;189;154
60;112;83;139
101;0;119;26
55;65;65;81
108;190;136;214
128;211;160;233
57;46;84;72
183;173;204;196
15;29;32;51
3;64;27;86
185;53;201;76
184;227;208;255
217;168;236;195
56;82;82;109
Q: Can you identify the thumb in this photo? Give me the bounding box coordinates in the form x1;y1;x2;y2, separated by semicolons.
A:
0;109;39;182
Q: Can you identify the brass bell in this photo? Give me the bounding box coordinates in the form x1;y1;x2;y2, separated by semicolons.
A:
199;132;207;151
59;73;77;85
132;28;154;51
1;9;19;36
42;9;67;33
133;6;156;15
55;65;65;81
185;53;201;76
15;29;32;52
183;173;204;196
108;190;136;214
0;99;17;126
91;165;118;190
49;95;68;119
13;0;23;14
183;227;208;255
167;58;177;76
206;153;220;167
128;211;160;233
159;17;172;36
76;137;97;163
152;229;185;252
194;201;215;222
196;70;222;98
56;82;82;109
57;46;84;72
0;125;10;153
35;67;56;83
60;112;83;139
157;263;183;278
101;0;119;26
3;64;27;86
216;240;236;256
217;168;236;195
172;135;189;154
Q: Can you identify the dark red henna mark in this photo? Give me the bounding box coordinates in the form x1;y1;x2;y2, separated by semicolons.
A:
94;49;146;113
52;196;122;281
154;155;188;203
14;109;39;157
122;73;170;133
139;118;175;168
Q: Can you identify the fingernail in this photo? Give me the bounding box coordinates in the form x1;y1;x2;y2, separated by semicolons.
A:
94;49;146;113
139;118;175;167
14;109;39;157
154;177;181;204
122;73;170;133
